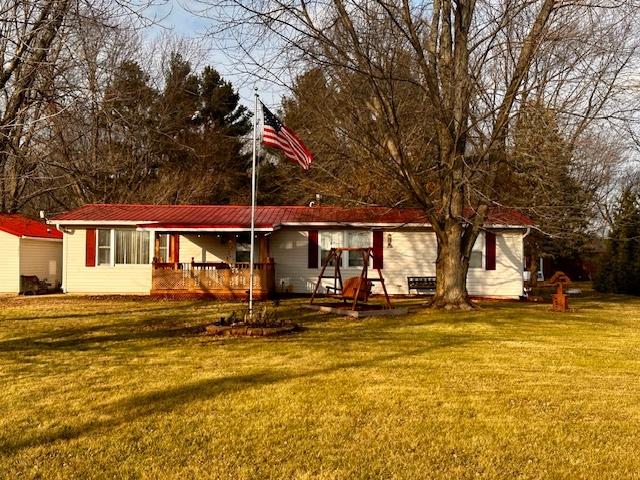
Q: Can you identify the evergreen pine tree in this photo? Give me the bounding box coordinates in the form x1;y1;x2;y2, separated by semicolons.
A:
595;186;640;294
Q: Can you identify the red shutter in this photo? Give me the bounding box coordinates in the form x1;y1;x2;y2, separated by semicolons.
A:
85;228;96;267
485;231;496;270
308;230;318;268
170;233;180;263
372;230;383;269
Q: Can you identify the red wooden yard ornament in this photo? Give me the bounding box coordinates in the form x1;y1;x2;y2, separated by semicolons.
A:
549;271;571;312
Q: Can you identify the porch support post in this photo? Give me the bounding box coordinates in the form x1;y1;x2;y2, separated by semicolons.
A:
249;88;259;317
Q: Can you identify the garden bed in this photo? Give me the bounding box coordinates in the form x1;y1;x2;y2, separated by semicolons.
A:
204;323;298;336
203;308;300;337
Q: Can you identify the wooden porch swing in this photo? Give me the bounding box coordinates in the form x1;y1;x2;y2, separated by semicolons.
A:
309;247;392;311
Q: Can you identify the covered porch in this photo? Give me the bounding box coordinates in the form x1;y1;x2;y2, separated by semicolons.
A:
149;230;276;299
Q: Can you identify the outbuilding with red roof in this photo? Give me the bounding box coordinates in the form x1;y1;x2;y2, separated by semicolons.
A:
50;204;532;298
0;214;62;294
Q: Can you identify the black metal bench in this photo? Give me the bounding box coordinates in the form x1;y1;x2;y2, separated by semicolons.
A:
407;276;436;295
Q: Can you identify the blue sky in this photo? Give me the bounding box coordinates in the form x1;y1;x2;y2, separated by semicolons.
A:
147;1;207;36
145;1;287;111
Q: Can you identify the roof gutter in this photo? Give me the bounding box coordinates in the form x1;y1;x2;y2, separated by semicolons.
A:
137;227;275;233
21;235;62;242
48;220;152;226
48;219;532;230
279;222;532;229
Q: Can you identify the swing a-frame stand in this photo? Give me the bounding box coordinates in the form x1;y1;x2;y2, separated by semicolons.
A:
307;247;407;318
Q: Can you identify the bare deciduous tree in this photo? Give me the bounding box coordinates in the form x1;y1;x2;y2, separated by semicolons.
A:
196;0;639;308
0;0;163;213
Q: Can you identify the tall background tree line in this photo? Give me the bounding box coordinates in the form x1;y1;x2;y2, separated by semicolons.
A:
2;0;640;304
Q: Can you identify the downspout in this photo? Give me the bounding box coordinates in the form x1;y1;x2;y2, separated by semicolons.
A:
522;227;532;296
55;222;67;293
16;236;21;294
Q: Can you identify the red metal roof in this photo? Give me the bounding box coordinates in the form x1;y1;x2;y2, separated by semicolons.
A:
51;204;533;228
0;214;63;239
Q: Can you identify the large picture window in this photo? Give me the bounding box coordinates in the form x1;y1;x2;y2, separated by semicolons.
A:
115;230;150;265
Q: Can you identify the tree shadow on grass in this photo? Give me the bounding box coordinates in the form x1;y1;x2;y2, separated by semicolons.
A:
0;303;364;354
0;333;478;456
419;297;634;330
0;309;348;355
0;312;216;353
1;304;204;323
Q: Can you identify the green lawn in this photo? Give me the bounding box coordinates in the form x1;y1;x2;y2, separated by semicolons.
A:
1;292;640;479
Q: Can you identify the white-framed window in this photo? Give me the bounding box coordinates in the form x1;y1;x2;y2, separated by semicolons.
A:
96;229;151;266
319;230;372;268
97;229;111;266
469;233;484;269
346;231;371;267
320;231;343;266
115;230;150;264
157;234;170;262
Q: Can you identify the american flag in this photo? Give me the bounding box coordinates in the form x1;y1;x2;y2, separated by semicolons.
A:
261;103;314;170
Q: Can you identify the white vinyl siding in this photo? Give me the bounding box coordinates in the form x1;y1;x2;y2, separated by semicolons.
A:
0;233;62;294
62;228;152;294
271;228;524;298
466;232;523;297
380;231;438;294
272;230;321;294
179;234;229;264
59;227;524;298
272;229;378;295
0;231;20;293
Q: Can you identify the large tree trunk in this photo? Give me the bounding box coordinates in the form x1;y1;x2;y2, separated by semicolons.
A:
431;220;475;310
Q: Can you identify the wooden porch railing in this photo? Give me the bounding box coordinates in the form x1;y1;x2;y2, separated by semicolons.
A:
151;259;276;299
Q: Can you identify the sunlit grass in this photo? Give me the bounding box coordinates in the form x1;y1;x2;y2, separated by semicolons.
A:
1;291;640;479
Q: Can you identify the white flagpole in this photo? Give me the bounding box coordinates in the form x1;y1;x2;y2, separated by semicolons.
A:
248;88;259;318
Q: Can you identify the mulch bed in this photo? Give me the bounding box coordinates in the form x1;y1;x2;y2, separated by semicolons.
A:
204;323;299;337
204;310;301;337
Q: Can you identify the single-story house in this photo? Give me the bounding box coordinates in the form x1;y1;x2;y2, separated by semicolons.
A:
50;204;533;299
0;214;63;294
